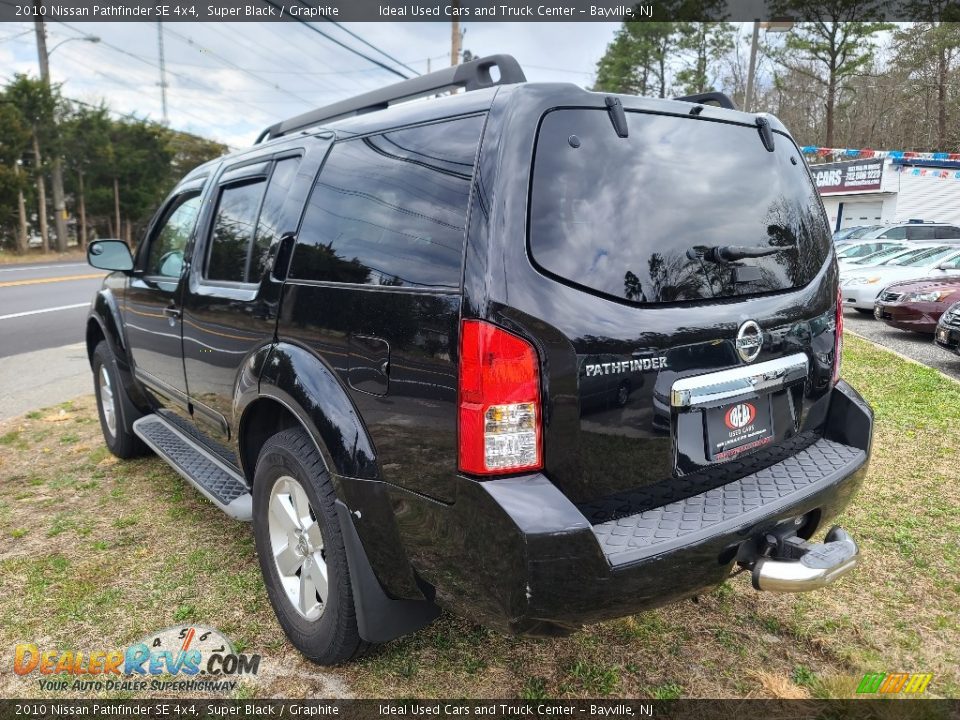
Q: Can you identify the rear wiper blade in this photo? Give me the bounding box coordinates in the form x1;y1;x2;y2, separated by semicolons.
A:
687;245;783;263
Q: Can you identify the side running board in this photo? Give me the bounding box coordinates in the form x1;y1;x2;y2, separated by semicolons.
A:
133;415;252;521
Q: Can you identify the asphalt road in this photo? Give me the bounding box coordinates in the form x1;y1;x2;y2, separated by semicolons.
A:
0;261;106;419
843;307;960;382
0;261;106;357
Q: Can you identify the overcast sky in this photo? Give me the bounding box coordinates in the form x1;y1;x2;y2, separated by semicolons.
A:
0;21;626;148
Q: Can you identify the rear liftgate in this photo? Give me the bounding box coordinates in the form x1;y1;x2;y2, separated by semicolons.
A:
672;353;860;593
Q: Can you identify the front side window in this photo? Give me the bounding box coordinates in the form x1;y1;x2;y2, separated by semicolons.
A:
529;109;830;304
290;114;484;288
207;179;267;283
250;157;302;282
146;192;202;278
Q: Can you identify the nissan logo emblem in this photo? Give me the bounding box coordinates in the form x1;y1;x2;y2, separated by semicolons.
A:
736;321;764;363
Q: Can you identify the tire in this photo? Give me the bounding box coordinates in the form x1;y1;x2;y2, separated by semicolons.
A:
252;427;370;665
92;341;147;459
854;308;874;315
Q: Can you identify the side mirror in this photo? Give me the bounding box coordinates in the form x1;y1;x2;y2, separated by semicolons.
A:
88;239;134;272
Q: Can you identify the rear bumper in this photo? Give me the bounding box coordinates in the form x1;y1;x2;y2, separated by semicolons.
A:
385;381;873;634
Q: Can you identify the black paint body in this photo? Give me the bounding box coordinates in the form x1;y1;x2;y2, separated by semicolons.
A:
86;83;873;636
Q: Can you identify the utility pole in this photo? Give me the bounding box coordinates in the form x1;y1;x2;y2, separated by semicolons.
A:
744;20;760;113
33;4;70;253
450;7;461;67
157;22;169;124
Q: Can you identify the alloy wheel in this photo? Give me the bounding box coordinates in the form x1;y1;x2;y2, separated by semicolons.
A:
267;475;328;620
98;365;117;438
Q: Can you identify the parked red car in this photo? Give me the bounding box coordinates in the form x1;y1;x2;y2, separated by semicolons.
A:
873;277;960;333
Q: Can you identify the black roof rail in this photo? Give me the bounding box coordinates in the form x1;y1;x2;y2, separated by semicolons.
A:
673;91;736;110
255;54;526;144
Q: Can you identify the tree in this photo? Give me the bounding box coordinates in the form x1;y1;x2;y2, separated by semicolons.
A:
61;103;112;248
4;74;63;252
770;0;893;146
163;129;227;183
675;22;735;95
0;94;32;252
892;16;960;150
594;22;678;97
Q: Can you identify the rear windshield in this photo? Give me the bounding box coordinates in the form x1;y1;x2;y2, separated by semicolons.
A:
528;109;830;304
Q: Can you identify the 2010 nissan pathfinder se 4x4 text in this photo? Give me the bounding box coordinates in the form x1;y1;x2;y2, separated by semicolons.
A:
84;55;873;664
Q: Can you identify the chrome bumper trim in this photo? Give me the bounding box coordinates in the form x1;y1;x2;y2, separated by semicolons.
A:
670;352;809;408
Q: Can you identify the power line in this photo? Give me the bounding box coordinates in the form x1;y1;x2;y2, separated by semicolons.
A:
260;0;410;80
160;25;316;105
53;23;293;122
321;19;420;77
0;29;32;43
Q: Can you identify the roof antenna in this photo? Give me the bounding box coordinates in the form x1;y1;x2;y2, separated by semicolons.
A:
605;96;629;138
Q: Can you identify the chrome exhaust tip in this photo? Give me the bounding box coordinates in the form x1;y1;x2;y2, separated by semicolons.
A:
752;526;859;593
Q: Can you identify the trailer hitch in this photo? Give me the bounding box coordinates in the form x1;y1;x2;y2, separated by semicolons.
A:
746;525;860;593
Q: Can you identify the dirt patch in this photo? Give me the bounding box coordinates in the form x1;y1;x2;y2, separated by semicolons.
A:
0;336;956;699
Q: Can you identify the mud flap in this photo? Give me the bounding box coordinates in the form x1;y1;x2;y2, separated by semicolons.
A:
334;500;441;643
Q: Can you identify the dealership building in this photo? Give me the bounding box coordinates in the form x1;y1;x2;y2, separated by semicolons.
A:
808;156;960;231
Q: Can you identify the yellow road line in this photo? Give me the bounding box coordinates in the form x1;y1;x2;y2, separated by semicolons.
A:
0;273;103;289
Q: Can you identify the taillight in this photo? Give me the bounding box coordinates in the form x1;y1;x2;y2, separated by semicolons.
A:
833;287;843;384
458;319;542;475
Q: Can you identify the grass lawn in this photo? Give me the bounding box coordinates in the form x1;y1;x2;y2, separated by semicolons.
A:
0;334;956;699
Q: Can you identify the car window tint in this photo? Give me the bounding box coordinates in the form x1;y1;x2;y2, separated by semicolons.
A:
146;192;202;278
291;114;484;288
528;109;830;304
935;226;960;239
907;226;936;240
250;157;302;282
207;179;267;283
878;226;907;239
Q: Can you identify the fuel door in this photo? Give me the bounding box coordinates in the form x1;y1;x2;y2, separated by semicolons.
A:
348;334;390;396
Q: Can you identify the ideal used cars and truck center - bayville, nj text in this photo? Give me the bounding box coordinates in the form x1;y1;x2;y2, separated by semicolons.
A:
16;3;648;18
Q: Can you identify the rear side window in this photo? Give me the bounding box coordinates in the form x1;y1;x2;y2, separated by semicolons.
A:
291;114;484;288
935;226;960;239
907;226;936;240
208;180;267;283
529;109;830;304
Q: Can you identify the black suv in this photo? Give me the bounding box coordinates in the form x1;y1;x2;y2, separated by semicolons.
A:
85;55;873;664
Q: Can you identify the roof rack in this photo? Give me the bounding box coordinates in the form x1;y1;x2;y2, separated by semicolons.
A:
255;54;526;144
673;91;736;110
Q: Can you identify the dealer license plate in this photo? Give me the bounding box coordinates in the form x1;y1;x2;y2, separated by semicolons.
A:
705;396;774;461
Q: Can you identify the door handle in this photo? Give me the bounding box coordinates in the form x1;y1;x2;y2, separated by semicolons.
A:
163;305;181;319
